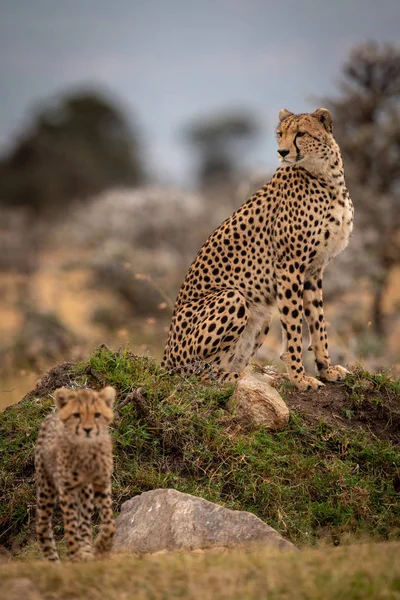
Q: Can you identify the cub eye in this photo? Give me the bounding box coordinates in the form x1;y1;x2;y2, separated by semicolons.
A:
297;131;305;137
277;131;282;138
73;412;80;418
94;412;101;418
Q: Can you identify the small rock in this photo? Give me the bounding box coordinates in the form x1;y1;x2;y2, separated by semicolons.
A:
229;372;289;431
113;489;296;554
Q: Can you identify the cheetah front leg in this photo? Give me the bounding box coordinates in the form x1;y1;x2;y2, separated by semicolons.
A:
303;270;348;382
78;484;94;558
59;485;86;561
276;266;324;391
36;473;59;562
93;483;115;556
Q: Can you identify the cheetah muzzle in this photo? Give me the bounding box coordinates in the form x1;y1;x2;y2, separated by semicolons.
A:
163;108;354;392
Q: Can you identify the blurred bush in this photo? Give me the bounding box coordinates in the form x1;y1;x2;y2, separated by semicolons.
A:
184;109;260;196
1;306;80;370
0;88;147;372
58;186;210;320
0;207;44;273
0;89;145;217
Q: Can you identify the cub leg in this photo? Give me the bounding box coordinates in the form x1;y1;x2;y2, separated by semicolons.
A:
78;484;94;558
93;483;115;555
59;486;84;561
36;472;59;562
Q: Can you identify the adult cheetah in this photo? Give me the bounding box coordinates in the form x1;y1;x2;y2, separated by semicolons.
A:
35;386;116;561
163;108;354;391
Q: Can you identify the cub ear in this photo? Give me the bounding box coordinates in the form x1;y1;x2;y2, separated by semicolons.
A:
54;388;74;410
100;386;116;408
279;109;293;123
313;108;333;133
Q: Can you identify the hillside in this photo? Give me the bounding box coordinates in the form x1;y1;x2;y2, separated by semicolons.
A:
1;345;399;555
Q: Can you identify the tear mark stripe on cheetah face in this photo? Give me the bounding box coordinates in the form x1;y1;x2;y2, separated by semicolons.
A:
35;386;116;562
163;109;354;391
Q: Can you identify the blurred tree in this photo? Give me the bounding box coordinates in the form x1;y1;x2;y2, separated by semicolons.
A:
326;42;400;336
184;111;259;189
0;90;145;216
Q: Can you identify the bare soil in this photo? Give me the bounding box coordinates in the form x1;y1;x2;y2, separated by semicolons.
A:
283;380;400;445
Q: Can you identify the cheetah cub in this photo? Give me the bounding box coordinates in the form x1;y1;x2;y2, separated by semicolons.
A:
35;386;116;561
163;109;354;391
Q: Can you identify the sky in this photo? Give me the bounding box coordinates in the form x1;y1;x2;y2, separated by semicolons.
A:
0;0;399;184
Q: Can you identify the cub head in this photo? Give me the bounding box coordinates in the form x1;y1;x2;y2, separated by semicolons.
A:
276;108;337;171
54;386;115;441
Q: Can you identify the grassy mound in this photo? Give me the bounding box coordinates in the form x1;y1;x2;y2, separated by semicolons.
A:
1;346;399;550
1;543;399;600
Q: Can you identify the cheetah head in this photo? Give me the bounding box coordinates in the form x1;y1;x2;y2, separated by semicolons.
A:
54;386;115;441
276;108;337;173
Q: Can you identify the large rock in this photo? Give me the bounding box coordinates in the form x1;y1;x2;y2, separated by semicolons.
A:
113;489;295;554
229;372;289;431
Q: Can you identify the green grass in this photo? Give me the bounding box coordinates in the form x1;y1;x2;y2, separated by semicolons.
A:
345;364;400;401
1;346;399;551
1;543;400;600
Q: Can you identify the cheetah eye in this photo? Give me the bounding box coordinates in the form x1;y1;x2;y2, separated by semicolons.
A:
73;412;81;418
94;412;101;418
296;131;305;137
277;131;282;138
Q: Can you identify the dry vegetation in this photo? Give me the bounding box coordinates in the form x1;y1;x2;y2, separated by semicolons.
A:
1;543;400;599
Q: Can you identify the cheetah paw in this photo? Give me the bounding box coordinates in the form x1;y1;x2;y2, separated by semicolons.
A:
47;555;60;563
319;365;349;382
294;376;325;391
94;540;113;556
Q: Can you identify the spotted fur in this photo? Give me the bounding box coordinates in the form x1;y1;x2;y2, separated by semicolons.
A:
35;386;116;561
163;108;354;391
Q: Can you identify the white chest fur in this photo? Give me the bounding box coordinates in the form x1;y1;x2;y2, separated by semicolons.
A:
311;188;354;272
327;194;353;258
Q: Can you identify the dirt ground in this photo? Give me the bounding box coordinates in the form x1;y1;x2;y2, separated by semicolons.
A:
283;379;400;446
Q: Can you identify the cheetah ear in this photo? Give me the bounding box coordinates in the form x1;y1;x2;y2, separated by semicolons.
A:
100;386;116;408
279;109;293;122
54;388;73;409
313;108;333;133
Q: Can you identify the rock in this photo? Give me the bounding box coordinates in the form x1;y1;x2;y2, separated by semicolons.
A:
0;578;43;600
113;489;296;554
229;372;289;431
